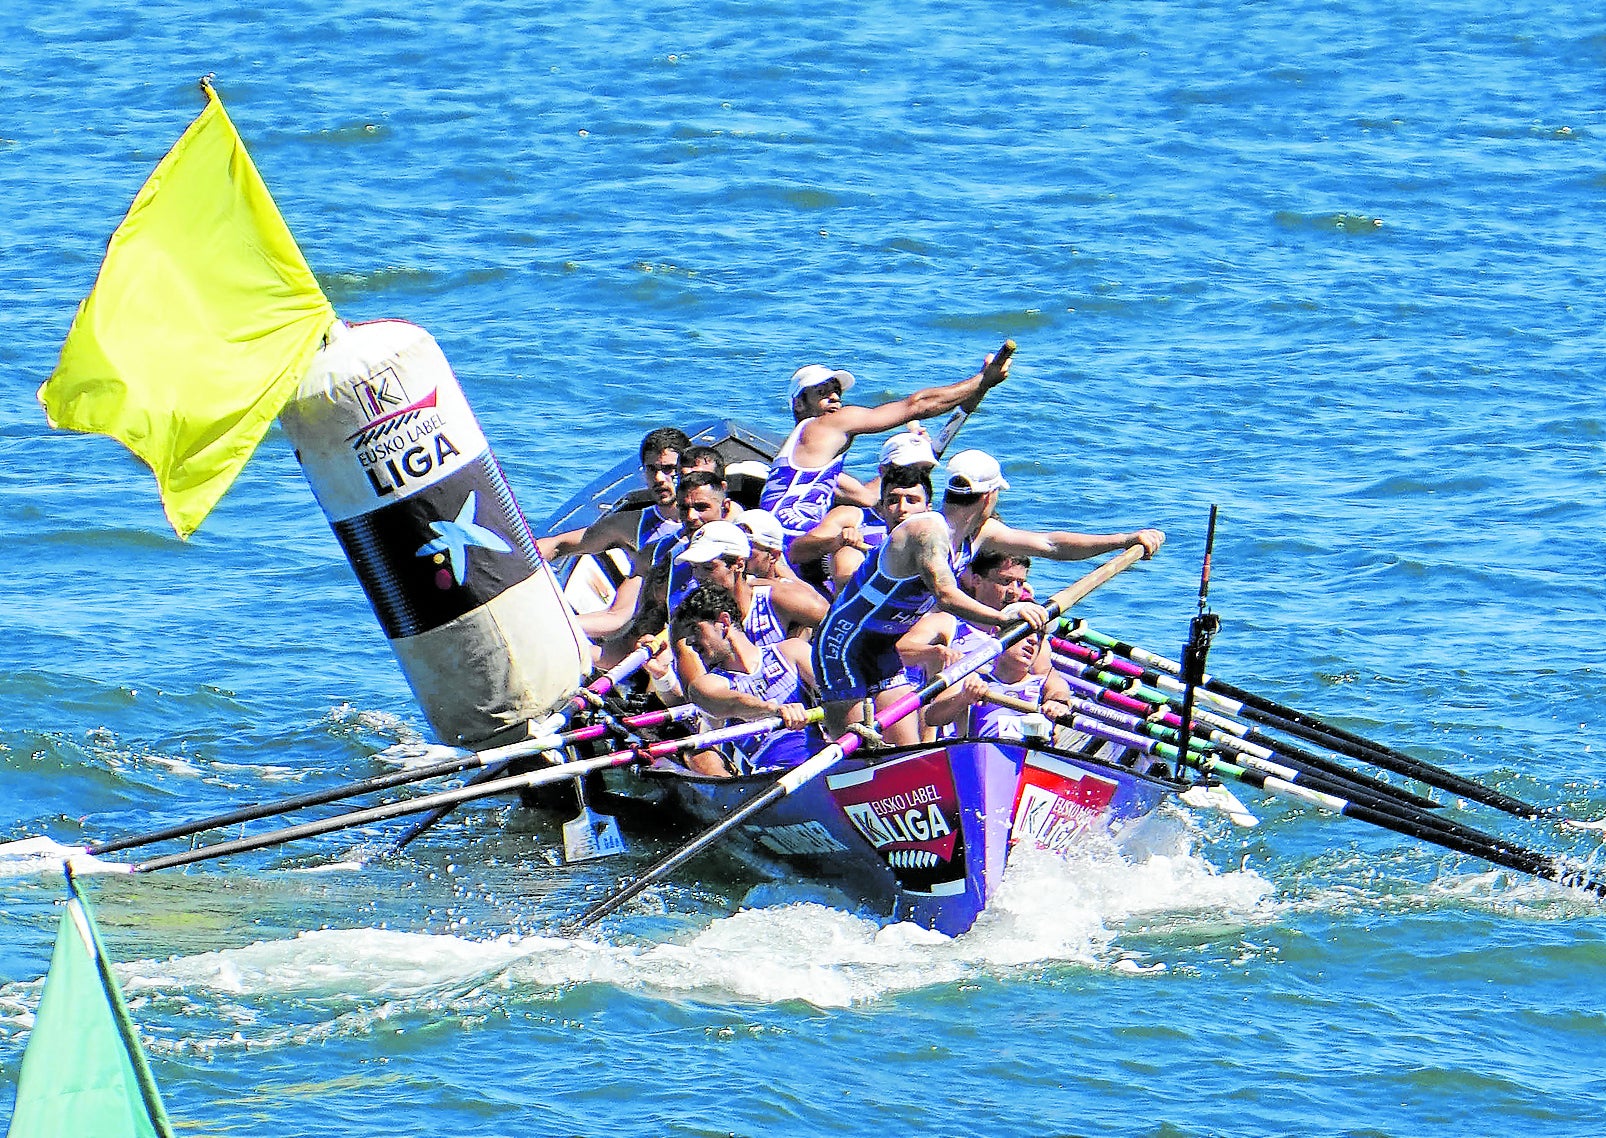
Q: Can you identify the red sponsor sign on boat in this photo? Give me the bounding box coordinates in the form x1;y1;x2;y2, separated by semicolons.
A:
1011;752;1119;855
827;748;967;897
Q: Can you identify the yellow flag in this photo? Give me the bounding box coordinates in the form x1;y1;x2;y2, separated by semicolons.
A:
38;80;336;539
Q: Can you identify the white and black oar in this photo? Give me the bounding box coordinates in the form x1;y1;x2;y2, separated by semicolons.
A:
567;542;1150;931
1062;622;1551;820
110;714;813;875
0;705;697;872
1074;715;1606;898
974;688;1260;828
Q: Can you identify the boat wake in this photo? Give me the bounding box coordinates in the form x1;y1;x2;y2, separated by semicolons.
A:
0;817;1280;1059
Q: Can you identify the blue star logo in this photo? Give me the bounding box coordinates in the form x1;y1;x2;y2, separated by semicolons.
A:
415;491;512;584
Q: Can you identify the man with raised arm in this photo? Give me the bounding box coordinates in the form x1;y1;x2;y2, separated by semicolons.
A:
812;448;1164;745
537;427;690;567
760;345;1014;564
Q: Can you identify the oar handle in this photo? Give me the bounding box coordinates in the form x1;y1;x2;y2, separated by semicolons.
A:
392;644;669;852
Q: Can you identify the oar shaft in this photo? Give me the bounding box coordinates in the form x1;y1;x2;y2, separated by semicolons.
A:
391;640;666;851
1053;653;1442;810
88;705;693;858
1065;623;1546;819
988;689;1435;817
88;755;479;857
132;714;792;874
1075;718;1603;896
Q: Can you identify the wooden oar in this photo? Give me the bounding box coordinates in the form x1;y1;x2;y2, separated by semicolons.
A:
122;712;817;874
1072;715;1606;898
390;635;666;852
1061;622;1548;818
566;542;1148;931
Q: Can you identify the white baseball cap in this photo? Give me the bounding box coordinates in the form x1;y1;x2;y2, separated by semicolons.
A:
945;449;1010;494
735;509;785;552
675;520;753;563
788;364;856;403
878;425;937;470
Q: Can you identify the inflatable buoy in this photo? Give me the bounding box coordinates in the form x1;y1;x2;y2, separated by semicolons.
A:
280;319;591;749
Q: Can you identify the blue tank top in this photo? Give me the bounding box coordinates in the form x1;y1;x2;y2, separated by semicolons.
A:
972;671;1046;740
709;642;809;771
827;527;976;636
744;585;787;647
632;504;680;549
760;420;846;546
713;641;805;708
950;617;995;657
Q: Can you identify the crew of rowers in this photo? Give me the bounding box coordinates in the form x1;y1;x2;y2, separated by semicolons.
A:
538;347;1165;777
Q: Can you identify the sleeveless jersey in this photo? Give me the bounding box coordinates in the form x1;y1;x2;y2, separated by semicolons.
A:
632;503;681;549
972;671;1047;741
709;643;809;772
827;529;976;636
812;526;975;701
760;420;846;548
744;584;787;647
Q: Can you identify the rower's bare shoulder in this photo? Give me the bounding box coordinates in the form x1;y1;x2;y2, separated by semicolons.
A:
896;511;951;549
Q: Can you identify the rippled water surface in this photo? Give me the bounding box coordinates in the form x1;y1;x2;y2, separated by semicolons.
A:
3;2;1604;1135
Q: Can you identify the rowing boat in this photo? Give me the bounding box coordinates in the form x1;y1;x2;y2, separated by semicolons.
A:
537;419;1180;935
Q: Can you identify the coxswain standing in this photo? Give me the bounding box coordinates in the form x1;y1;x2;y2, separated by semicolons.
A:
760;349;1014;574
812;448;1164;746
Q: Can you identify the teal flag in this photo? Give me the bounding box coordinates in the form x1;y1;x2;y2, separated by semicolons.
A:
6;874;175;1138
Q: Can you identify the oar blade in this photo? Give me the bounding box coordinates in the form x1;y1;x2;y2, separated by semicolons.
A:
562;795;626;863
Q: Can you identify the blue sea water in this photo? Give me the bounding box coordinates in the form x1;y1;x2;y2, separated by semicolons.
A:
3;0;1605;1134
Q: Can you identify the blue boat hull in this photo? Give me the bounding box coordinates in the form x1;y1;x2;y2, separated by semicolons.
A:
633;738;1169;936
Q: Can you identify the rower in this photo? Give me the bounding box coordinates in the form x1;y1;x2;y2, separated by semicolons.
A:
760;347;1014;568
672;584;817;777
789;462;934;596
733;509;801;585
537;427;689;566
896;551;1036;683
895;551;1044;738
659;469;729;617
577;467;726;644
670;519;828;690
679;445;744;521
812;447;1163;746
677;521;826;644
922;629;1073;741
